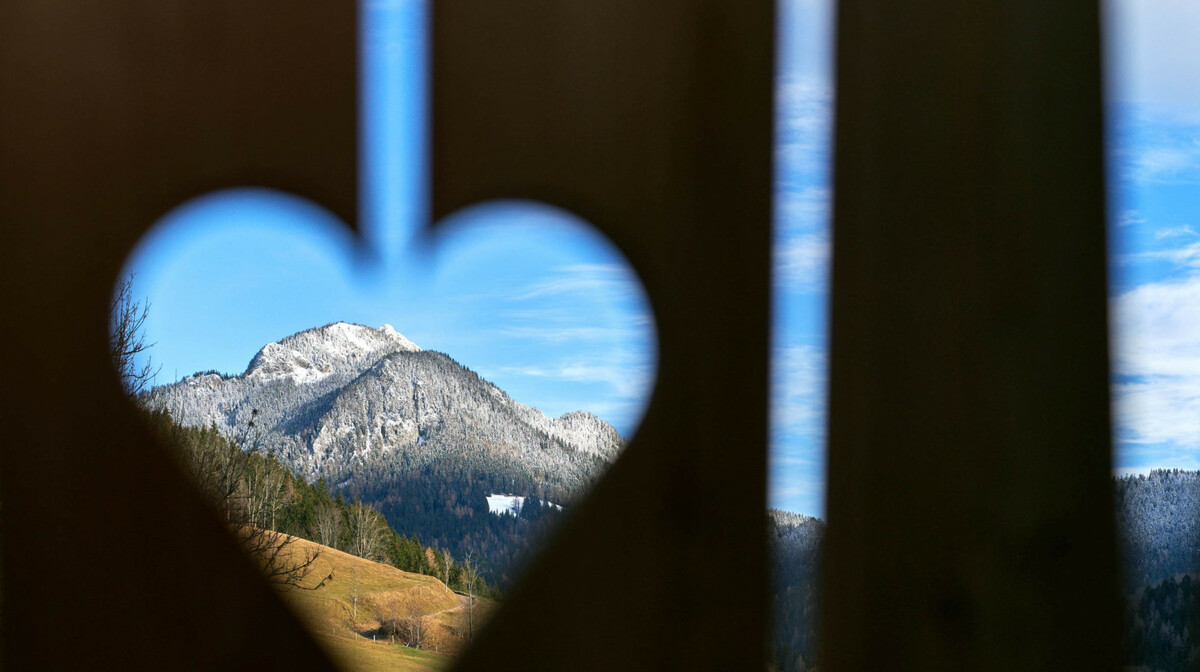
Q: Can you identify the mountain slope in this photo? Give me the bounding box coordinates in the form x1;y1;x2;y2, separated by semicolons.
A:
278;535;495;670
144;322;623;584
146;322;623;500
1116;469;1200;592
770;510;823;672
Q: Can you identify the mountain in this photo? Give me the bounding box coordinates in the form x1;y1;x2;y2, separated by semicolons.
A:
769;510;823;672
1115;470;1200;671
146;322;622;501
1116;469;1200;593
767;472;1200;672
144;322;624;584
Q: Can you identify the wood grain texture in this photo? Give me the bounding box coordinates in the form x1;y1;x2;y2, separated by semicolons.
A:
821;2;1121;670
432;2;775;670
0;2;355;669
1;1;775;670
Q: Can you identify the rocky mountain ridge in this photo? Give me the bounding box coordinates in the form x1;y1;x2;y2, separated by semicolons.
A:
145;322;624;501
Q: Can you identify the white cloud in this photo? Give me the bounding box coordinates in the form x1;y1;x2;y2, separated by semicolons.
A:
1112;272;1200;453
774;80;833;296
775;232;830;293
1114;376;1200;450
496;324;645;343
501;357;653;401
1114;277;1200;376
775;77;833;182
1118;209;1146;227
1126;240;1200;269
772;344;826;440
776;186;830;233
1155;225;1198;240
512;264;642;301
1130;144;1200;183
777;79;833;136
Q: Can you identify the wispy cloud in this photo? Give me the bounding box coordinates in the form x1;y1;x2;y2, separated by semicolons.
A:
1132;145;1200;183
496;325;645;343
777;78;832;137
772;344;826;441
1112;266;1200;458
496;307;652;343
775;77;833;187
1155;225;1198;240
776;186;830;234
1111;107;1200;184
1125;241;1200;270
774;79;833;296
1118;209;1147;227
1114;277;1200;379
501;357;653;401
775;232;830;293
512;264;642;301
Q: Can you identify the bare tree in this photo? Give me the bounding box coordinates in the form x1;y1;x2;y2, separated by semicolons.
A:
162;416;244;510
109;271;160;395
243;459;289;532
159;407;322;590
227;410;320;590
439;548;454;587
349;567;361;622
381;610;426;649
346;502;388;562
312;503;343;548
462;552;481;643
235;523;321;590
403;613;426;649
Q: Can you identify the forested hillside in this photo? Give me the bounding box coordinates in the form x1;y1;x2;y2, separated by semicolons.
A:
1116;470;1200;592
146;408;499;599
1116;470;1200;671
144;322;621;586
769;510;823;672
1124;573;1200;671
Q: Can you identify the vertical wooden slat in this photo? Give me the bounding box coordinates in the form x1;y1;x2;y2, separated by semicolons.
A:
432;1;774;669
822;2;1119;670
0;2;355;669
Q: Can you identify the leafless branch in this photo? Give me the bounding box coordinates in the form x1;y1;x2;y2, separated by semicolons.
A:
109;272;160;395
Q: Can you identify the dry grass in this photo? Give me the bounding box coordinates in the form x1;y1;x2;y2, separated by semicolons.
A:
270;536;495;671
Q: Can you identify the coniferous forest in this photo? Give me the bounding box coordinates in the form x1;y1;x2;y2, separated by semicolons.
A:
767;470;1200;672
103;287;1200;670
145;407;501;599
139;403;1200;672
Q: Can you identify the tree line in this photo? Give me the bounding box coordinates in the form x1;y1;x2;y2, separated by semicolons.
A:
144;408;498;598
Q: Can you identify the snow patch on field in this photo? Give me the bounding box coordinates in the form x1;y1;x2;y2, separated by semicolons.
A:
486;494;563;516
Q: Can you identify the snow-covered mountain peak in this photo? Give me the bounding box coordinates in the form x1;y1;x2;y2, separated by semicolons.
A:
244;322;421;383
147;321;624;503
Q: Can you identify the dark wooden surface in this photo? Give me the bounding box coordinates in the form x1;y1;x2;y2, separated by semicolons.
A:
821;2;1121;670
2;0;1126;670
0;2;355;669
432;2;774;670
1;0;774;669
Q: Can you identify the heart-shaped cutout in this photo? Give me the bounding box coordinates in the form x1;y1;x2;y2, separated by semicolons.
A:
118;195;655;663
111;0;656;663
117;189;655;658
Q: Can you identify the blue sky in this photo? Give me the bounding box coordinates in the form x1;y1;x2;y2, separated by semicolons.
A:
120;0;1200;518
768;0;1200;515
120;0;655;439
1105;0;1200;478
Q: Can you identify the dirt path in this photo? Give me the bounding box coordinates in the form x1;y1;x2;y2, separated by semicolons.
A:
425;593;472;617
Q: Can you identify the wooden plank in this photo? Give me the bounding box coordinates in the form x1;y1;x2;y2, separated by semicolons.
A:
0;2;356;669
822;2;1120;670
432;2;775;669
